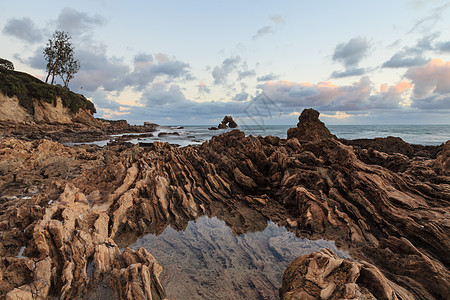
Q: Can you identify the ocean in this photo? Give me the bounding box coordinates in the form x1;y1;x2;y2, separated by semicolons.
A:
151;124;450;147
67;124;450;147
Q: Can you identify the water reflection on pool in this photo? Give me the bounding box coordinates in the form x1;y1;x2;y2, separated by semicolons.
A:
129;216;349;300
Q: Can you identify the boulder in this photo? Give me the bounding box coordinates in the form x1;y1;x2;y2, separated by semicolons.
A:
287;108;335;141
218;115;238;129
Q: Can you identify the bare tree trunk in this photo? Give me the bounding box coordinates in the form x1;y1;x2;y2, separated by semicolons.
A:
45;72;51;83
46;59;59;85
51;69;56;85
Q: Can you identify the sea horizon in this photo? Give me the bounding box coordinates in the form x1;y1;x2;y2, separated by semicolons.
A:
78;124;448;148
162;124;450;146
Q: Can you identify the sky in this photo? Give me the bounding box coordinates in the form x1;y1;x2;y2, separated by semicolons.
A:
1;0;450;125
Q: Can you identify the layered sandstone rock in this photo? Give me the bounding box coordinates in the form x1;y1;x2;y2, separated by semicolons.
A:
0;139;166;299
0;93;33;123
280;248;414;300
0;91;94;126
0;109;449;299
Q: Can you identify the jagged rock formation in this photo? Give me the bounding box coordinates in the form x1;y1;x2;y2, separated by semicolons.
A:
280;248;414;299
287;108;335;141
212;115;238;130
0;139;166;299
0;109;449;299
218;115;238;129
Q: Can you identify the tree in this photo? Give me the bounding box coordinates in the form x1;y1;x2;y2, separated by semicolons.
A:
0;58;14;70
60;56;80;88
43;30;80;87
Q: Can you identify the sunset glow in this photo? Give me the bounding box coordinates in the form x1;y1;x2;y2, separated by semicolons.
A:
1;0;449;124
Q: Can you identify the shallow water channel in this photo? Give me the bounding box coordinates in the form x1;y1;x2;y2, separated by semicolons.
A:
129;215;349;300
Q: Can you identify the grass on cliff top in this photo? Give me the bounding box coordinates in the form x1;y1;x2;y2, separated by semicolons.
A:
0;68;96;115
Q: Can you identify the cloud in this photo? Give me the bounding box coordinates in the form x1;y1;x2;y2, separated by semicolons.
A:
14;28;191;94
21;48;47;70
382;33;439;68
331;67;366;79
69;46;130;92
233;91;250;102
332;36;370;68
211;56;256;87
382;51;430;68
257;73;279;81
321;111;353;120
197;82;211;94
2;17;43;43
237;62;256;80
252;14;285;40
287;85;319;98
69;48;191;92
238;69;256;80
405;58;450;97
252;26;274;40
370;80;413;109
127;53;191;91
331;37;371;78
140;83;187;107
410;94;450;109
212;56;241;85
259;77;410;112
415;32;440;51
408;2;450;33
269;14;285;24
436;41;450;52
405;58;450;109
56;7;106;37
87;90;125;111
120;82;250;123
14;40;130;91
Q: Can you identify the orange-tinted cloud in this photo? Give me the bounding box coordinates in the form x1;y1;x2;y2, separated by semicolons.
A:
405;58;450;109
260;76;408;111
406;58;450;97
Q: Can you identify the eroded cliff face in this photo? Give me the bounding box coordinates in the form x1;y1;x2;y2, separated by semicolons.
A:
0;110;449;299
0;91;103;129
0;93;33;123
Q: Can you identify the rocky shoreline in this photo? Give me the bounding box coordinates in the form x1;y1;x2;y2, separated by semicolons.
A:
0;109;449;299
0;116;158;145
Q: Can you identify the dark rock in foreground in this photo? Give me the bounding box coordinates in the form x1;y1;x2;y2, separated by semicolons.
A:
0;109;449;299
157;132;180;137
